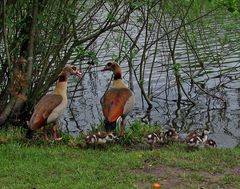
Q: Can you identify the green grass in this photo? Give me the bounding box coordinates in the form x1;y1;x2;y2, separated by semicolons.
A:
0;143;144;189
0;127;240;189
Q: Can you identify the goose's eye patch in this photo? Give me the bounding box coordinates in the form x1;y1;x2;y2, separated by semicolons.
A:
107;62;112;67
71;66;77;71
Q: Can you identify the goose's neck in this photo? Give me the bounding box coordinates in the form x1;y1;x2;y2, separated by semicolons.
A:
53;74;68;96
112;79;128;88
113;67;122;80
112;67;128;88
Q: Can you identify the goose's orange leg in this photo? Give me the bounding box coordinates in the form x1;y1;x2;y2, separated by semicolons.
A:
120;118;126;137
44;127;50;141
52;123;62;141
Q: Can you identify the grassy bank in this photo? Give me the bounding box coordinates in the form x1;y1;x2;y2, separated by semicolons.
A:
0;128;240;189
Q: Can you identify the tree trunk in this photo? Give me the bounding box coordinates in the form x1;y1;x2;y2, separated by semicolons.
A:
0;0;38;126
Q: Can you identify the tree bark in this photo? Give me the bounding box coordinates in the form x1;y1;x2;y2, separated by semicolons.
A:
0;0;38;126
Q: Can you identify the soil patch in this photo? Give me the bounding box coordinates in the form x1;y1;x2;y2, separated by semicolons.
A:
134;160;240;189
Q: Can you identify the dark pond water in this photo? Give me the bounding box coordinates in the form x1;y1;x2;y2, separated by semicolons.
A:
58;15;240;148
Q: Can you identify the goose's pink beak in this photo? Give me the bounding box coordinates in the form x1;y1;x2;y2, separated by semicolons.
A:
75;70;82;78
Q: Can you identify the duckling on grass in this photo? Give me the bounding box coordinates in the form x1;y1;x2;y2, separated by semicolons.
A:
85;131;118;149
145;132;164;150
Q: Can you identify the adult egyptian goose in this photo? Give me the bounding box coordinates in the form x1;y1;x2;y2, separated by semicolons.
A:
26;65;81;140
101;62;135;136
